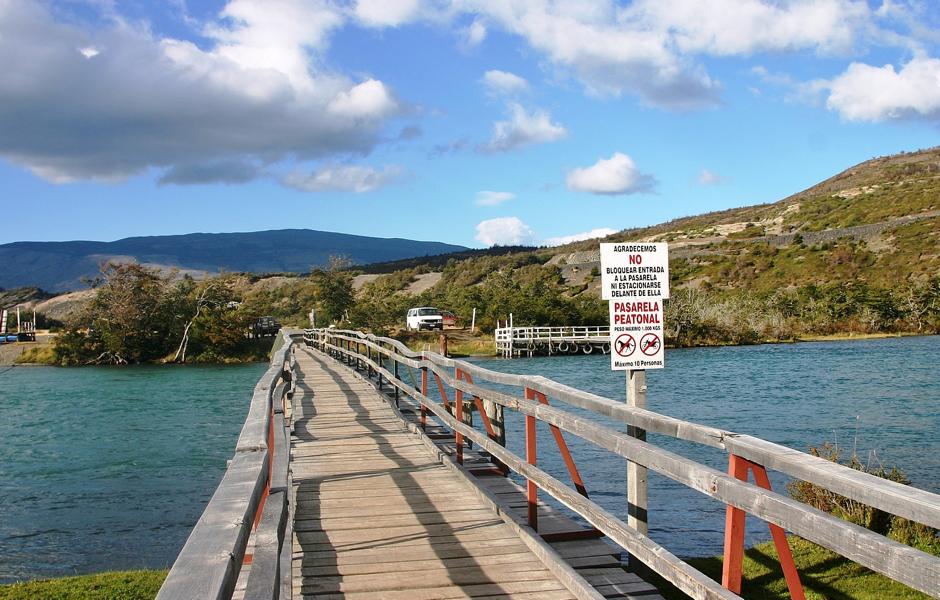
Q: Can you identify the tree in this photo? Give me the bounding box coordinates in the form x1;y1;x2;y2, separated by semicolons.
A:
67;263;175;364
310;256;355;325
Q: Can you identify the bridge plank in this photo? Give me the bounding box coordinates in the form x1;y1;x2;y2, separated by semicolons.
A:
289;348;663;600
290;352;601;600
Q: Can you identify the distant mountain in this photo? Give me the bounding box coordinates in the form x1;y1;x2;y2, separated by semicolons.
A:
0;229;468;292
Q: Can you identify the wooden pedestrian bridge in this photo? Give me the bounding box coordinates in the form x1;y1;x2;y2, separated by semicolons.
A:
157;329;940;600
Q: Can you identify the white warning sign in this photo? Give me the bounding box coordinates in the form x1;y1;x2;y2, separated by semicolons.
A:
600;243;670;300
601;243;669;371
608;300;664;370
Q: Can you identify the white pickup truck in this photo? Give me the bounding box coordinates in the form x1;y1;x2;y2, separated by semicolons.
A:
406;307;444;331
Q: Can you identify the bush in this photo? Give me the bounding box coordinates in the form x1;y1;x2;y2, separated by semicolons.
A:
787;442;939;555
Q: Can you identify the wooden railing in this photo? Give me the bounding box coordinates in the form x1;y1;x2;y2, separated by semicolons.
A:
157;330;297;600
304;328;940;600
495;325;611;342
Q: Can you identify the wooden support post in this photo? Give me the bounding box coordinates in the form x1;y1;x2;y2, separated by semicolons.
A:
627;369;648;569
524;387;538;531
420;364;428;430
393;359;400;405
454;368;464;465
722;454;806;600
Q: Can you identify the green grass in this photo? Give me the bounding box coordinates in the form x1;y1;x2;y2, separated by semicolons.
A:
13;344;57;365
0;570;166;600
657;537;929;600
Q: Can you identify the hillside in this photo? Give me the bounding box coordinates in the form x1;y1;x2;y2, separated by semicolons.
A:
0;229;467;292
8;147;940;348
341;146;940;341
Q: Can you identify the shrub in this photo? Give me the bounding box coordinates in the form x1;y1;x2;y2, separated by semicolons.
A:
787;442;939;555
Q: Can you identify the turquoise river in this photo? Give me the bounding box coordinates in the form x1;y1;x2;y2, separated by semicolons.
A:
0;335;937;583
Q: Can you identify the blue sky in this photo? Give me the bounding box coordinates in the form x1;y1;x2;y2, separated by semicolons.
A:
1;0;939;248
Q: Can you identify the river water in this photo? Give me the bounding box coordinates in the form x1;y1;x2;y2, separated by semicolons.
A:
0;336;937;582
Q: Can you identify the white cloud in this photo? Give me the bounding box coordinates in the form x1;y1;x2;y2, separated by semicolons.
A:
282;164;403;193
327;79;400;119
566;153;656;195
464;18;487;47
482;70;529;96
465;0;877;108
630;0;869;56
475;190;515;206
826;56;940;121
544;228;618;246
354;0;423;27
475;217;536;246
698;169;725;186
483;103;567;152
0;0;402;184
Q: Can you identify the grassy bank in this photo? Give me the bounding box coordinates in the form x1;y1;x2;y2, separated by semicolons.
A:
11;337;275;366
658;536;929;600
0;570;166;600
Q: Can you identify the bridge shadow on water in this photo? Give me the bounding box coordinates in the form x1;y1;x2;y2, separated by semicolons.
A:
290;352;514;598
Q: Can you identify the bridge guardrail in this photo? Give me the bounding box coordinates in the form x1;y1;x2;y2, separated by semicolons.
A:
304;327;940;600
157;330;297;600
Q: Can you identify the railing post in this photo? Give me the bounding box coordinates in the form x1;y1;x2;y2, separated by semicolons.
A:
420;360;428;430
377;343;384;390
627;369;648;570
524;387;538;531
454;368;463;465
393;358;400;406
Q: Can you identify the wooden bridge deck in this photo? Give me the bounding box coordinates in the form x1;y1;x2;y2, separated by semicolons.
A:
290;348;661;599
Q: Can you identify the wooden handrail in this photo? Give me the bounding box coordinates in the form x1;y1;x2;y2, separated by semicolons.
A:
305;328;940;599
158;331;297;600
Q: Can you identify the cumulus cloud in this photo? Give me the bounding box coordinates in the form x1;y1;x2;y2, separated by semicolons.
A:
544;228;618;246
353;0;423;27
482;70;530;96
566;153;656;195
0;0;403;184
475;190;515;206
282;164;403;193
697;169;725;186
475;217;536;246
482;103;567;152
463;18;488;47
826;56;940;121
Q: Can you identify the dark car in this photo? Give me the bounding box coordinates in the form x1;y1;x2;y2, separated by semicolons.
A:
252;316;282;338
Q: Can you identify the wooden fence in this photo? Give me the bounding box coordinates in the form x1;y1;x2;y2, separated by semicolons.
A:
157;331;297;600
305;328;940;600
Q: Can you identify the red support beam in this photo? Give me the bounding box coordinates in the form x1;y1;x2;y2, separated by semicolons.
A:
531;390;589;498
524;387;538;530
722;454;806;600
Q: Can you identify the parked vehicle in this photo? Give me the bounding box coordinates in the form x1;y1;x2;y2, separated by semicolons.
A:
441;310;458;328
406;307;444;331
251;316;281;338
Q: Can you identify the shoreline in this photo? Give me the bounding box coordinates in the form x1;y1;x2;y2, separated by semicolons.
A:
5;330;934;366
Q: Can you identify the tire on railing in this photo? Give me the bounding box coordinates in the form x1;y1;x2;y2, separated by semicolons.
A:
601;342;611;354
557;342;569;353
581;344;593;355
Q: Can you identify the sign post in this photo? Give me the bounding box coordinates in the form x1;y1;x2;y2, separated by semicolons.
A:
600;242;669;569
